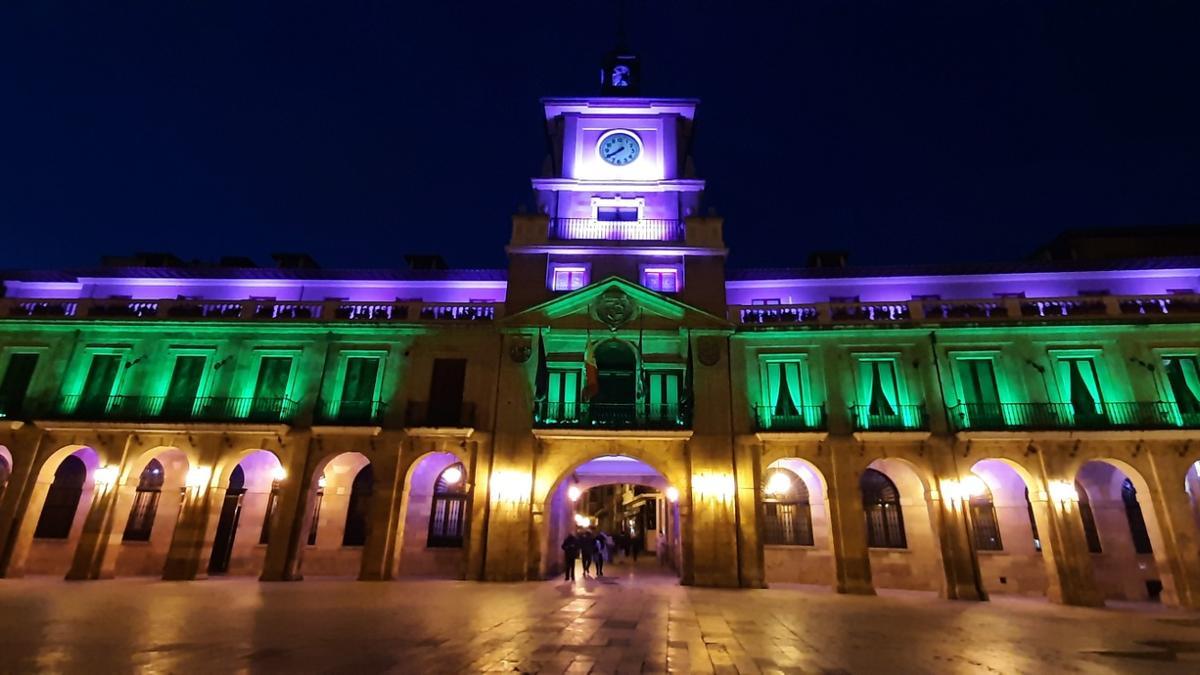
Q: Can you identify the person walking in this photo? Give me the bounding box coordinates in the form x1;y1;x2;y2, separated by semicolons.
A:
580;529;593;577
593;530;607;577
561;531;579;581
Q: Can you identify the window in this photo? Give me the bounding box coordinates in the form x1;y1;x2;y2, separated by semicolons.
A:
1077;481;1102;553
642;267;680;293
162;355;206;418
0;455;10;490
34;455;87;539
751;298;781;306
428;463;467;547
122;459;164;542
77;354;122;415
250;356;293;421
1163;356;1200;419
968;483;1003;551
1122;478;1153;555
0;353;39;418
861;468;906;548
854;359;902;426
550;265;588;292
545;368;581;422
304;478;324;546
953;358;1003;427
426;358;468;426
596;206;639;221
762;468;814;546
645;371;681;422
342;465;374;547
761;360;806;427
339;356;382;421
1056;358;1105;418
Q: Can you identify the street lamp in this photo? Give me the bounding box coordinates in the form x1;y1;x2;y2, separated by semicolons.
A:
664;486;680;503
567;484;582;502
93;465;119;490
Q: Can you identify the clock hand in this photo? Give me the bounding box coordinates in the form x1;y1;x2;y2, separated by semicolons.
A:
605;147;623;158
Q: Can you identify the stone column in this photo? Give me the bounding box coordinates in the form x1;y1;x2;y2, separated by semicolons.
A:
463;438;491;581
733;441;766;588
0;428;44;578
260;431;314;582
1143;451;1200;609
162;438;224;581
931;492;987;601
827;442;875;595
1034;485;1104;607
65;434;136;580
358;443;403;581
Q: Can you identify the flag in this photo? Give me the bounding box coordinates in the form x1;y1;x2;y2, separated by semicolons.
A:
582;333;599;401
681;331;694;419
533;329;549;403
636;314;645;402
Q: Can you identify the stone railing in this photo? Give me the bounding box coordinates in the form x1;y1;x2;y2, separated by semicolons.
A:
0;298;503;324
732;293;1200;327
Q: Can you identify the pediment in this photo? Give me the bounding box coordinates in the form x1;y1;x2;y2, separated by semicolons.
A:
502;276;730;332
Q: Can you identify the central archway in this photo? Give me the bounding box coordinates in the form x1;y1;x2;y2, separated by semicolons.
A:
541;454;681;582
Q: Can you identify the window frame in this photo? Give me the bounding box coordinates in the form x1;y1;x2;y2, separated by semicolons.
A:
548;263;591;292
639;264;683;293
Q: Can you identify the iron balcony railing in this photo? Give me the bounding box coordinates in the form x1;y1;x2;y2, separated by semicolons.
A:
533;401;691;430
850;404;929;431
948;401;1200;431
754;405;827;432
405;401;476;428
52;395;298;423
548;218;685;242
314;399;388;425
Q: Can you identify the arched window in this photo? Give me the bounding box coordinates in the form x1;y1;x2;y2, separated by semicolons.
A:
1024;487;1042;552
122;459;164;542
762;468;814;546
1077;481;1102;553
305;476;324;546
34;455;88;539
0;455;11;496
1122;478;1153;555
861;468;906;549
342;465;373;547
968;482;1002;551
428;463;467;548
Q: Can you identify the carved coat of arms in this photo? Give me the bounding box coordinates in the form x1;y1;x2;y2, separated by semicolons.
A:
508;335;532;363
697;336;722;366
592;287;638;332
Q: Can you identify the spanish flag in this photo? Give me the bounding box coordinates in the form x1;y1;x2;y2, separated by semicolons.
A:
582;337;599;400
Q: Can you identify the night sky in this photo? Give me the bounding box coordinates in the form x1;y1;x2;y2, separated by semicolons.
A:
2;2;1198;271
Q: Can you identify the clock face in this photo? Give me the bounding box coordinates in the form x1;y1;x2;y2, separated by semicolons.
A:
598;131;641;166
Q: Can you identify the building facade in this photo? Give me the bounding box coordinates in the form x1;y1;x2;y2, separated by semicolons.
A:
2;62;1200;608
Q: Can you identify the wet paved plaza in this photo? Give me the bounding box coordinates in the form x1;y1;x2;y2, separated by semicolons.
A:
1;559;1199;674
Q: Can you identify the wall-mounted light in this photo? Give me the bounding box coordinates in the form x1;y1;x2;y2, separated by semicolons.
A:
317;475;327;490
1048;479;1078;507
573;513;591;528
185;466;212;492
490;470;532;504
442;465;463;486
271;467;287;483
93;465;119;489
692;473;734;504
940;479;964;504
664;486;680;503
567;485;582;502
764;471;792;497
212;355;234;370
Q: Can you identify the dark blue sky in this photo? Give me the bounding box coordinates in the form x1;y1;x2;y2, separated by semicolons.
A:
1;2;1197;270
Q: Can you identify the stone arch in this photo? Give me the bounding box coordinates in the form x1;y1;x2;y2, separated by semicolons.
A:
303;451;371;577
861;456;942;593
205;449;283;577
968;458;1049;597
13;445;99;576
1073;458;1168;603
394;450;469;579
0;445;12;502
761;457;833;587
113;446;190;577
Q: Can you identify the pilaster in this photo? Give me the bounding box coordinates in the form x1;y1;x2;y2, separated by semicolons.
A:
260;430;313;582
65;433;135;580
0;426;45;578
827;439;875;595
1143;450;1200;609
162;436;224;581
358;440;403;581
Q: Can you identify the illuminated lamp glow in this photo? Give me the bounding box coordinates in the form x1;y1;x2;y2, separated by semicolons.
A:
961;475;988;498
271;467;287;483
490;470;532;504
573;513;591;528
93;465;119;488
664;486;680;503
317;475;328;489
764;471;792;497
940;479;964;504
442;465;463;486
185;466;212;490
567;485;582;502
1049;480;1079;504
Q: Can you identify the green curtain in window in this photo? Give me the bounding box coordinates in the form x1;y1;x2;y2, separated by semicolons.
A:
1055;359;1073;404
784;362;803;412
1179;358;1200;405
766;363;782;410
341;358;379;403
80;355;120;409
856;361;874;407
875;361;899;411
163;356;205;414
254;357;292;400
1070;360;1104;414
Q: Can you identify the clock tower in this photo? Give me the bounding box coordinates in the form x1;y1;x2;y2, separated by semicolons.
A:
505;58;727;315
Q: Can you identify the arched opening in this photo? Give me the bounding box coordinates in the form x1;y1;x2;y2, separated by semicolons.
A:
19;446;100;576
394;451;469;578
1074;460;1165;603
114;448;189;577
0;446;12;503
302;452;372;576
206;450;282;577
968;459;1049;597
1185;461;1200;539
594;339;637;405
542;454;679;583
761;458;833;587
860;458;941;593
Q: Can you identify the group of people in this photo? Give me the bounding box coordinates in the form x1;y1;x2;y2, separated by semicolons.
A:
560;528;642;580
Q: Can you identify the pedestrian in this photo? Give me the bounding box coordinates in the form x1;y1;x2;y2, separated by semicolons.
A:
593;530;607;577
580;529;593;576
604;531;615;563
631;535;640;562
561;531;579;580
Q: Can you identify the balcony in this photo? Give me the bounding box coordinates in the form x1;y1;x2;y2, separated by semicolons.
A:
948;402;1200;431
548;218;685;242
533;401;691;430
1;298;501;324
314;399;388;425
754;405;827;432
405;401;476;428
51;395;297;424
850;405;929;432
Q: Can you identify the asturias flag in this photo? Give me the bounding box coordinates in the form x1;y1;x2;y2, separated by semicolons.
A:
582;338;599;400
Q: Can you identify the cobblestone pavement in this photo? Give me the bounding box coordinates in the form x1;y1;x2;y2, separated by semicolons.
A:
1;558;1199;674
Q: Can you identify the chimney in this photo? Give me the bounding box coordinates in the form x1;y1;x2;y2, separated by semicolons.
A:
404;254;449;271
807;251;849;268
271;253;320;269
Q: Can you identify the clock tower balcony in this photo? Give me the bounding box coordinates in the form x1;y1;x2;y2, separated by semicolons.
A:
508;213;725;253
